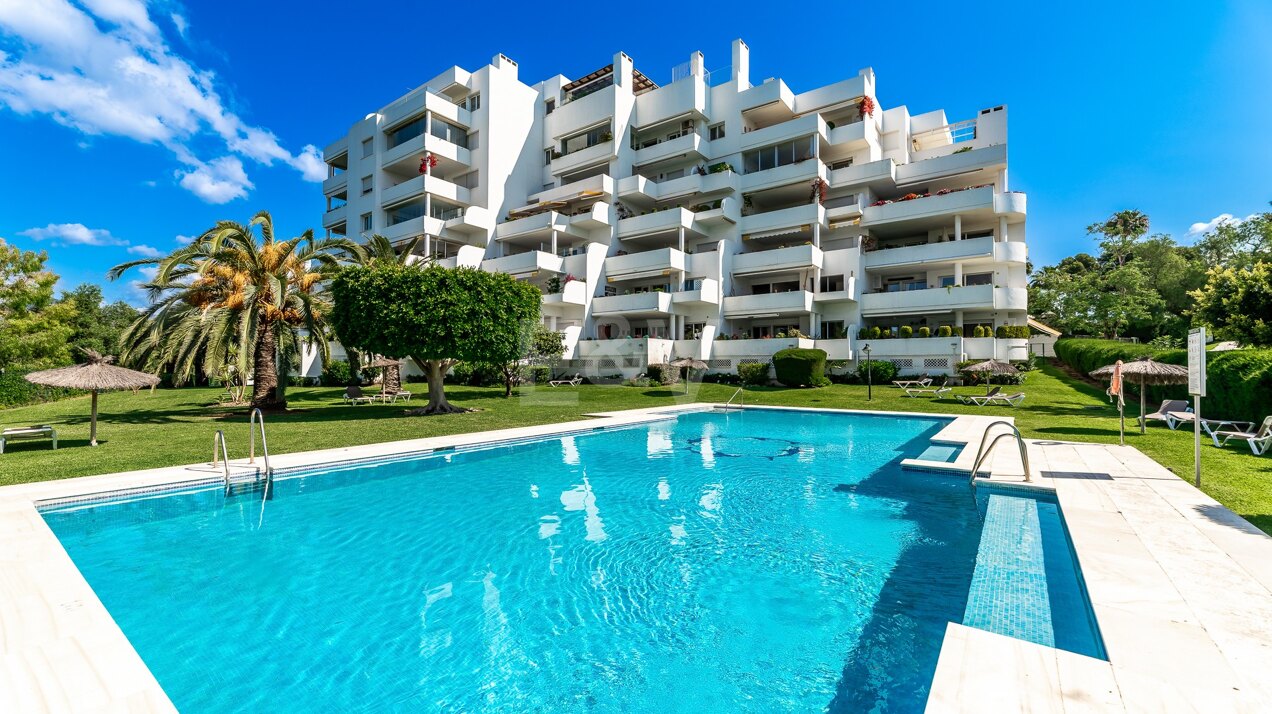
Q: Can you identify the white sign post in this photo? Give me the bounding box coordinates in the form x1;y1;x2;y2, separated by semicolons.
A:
1187;327;1207;487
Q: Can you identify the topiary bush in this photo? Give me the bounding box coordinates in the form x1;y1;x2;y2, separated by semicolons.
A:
773;348;829;387
918;326;931;338
937;325;952;338
857;327;869;339
868;326;882;339
645;363;681;385
972;325;986;338
856;358;899;384
737;361;771;385
320;359;355;386
996;325;1031;339
899;325;913;338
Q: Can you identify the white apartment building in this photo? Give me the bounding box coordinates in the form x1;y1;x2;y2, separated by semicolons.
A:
317;40;1028;378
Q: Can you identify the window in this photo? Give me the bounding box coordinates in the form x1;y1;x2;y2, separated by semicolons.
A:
819;274;845;292
387;117;424;149
360;213;372;232
561;123;611;155
964;272;993;286
742;136;817;174
361;175;373;195
683;322;705;339
820;320;846;339
828;158;854;171
709;123;726;141
962;229;994;240
464;93;480;111
939;275;957;288
388;203;424;225
429;118;468;148
545;98;555;115
361;138;373;158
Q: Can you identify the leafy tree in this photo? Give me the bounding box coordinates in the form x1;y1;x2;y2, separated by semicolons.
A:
330;263;542;414
492;324;566;397
1195;206;1272;269
1190;263;1272;346
110;211;357;409
341;233;423;391
1087;209;1149;267
0;239;76;369
58;284;140;361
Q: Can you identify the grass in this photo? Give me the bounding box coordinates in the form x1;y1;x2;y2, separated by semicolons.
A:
2;362;1269;532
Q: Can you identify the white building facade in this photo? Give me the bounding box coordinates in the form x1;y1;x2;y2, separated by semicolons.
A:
318;40;1028;378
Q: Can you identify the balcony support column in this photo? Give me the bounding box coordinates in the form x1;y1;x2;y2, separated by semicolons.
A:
954;214;962;241
551;230;558;256
999;216;1008;243
425;194;432;224
678;226;685;253
425;111;432;139
423;234;432;260
954;262;963;286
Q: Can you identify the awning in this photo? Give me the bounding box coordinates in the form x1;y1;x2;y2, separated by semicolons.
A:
607;268;673;282
506;200;566;220
745;225;810;241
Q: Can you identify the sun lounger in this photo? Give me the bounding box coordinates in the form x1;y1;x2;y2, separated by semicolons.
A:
1170;414;1257;447
1214;416;1272;455
1143;399;1192;429
549;373;583;387
986;392;1026;407
957;387;1001;405
0;425;57;454
378;390;412;403
902;386;951;398
342;386;375;405
892;378;932;389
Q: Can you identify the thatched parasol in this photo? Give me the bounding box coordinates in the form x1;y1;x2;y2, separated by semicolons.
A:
365;356;402;392
24;350;160;446
1090;357;1189;434
959;359;1019;394
669;358;709;393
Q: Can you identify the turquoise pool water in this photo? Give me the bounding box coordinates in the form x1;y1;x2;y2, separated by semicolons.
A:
43;409;1102;712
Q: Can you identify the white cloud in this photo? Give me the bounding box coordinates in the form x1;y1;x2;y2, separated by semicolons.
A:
170;12;187;37
1187;213;1258;237
19;222;127;246
127;243;161;257
174;233;195;244
141;179;157;187
176;156;252;204
0;0;325;205
126;265;160;306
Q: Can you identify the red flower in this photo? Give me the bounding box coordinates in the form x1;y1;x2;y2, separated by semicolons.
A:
418;152;439;174
858;95;876;118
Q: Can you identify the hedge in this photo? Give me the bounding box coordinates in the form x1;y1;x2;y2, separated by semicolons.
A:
0;370;81;408
737;361;771;385
855;358;899;384
773;348;829;387
995;325;1031;339
645;363;681;385
1053;338;1272;423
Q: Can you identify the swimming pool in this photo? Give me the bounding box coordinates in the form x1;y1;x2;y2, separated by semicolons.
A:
43;408;1102;712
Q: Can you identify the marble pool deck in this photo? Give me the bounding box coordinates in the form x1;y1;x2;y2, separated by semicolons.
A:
1;404;1269;712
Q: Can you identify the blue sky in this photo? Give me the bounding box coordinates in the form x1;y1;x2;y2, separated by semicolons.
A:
1;0;1269;304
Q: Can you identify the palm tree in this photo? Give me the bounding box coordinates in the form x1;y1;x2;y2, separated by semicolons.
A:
109;211;359;409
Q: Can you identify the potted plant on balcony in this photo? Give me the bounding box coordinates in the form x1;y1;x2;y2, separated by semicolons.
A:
600;130;613;142
809;178;828;205
858;95;875;118
546;276;563;294
918;326;931;338
418;152;438;175
899;325;913;338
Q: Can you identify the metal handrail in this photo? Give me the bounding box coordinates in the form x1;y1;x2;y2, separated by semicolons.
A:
724;387;743;409
212;430;231;494
968;419;1031;483
248;408;275;506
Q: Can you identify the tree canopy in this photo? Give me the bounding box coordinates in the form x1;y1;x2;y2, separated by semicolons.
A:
330;263;542;413
0;239;76;370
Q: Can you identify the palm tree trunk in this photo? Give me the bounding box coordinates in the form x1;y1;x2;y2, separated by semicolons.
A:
384;363;402;394
251;320;282;409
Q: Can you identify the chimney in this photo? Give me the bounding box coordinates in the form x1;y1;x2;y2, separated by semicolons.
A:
731;39;750;89
689;51;705;78
614;51;634;90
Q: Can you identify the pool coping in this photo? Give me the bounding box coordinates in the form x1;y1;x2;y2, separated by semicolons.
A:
9;404;1269;711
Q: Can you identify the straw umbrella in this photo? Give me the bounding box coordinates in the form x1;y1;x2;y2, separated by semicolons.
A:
959;359;1019;394
1090;357;1189;435
365;356;402;393
24;350;160;446
669;357;708;394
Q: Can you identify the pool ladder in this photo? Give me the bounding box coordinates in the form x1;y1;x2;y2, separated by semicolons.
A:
212;408;274;498
723;387;744;410
968;420;1032;484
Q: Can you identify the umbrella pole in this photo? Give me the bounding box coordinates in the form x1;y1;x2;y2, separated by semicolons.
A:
1119;400;1125;446
1140;378;1147;435
90;389;99;447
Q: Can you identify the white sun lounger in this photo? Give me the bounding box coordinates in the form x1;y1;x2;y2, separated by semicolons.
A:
0;425;57;454
902;386;951;398
549;373;583;387
1214;416;1272;456
892;378;932;389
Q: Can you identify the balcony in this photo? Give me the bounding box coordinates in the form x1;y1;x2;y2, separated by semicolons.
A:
546;83;616;138
672;278;719;306
739;114;823;152
591;290;673;316
617;170;739;204
814;277;857;303
895;144;1007;186
692;196;740;226
528;174;614;206
856;336;963;357
712;337;813;358
616;208;697;240
482;250;564;276
380;88;472;132
859;284;1026;315
634;74;707;129
829;158;895;188
381;174;471;207
380;215;445;243
382;133;471;171
496;211;571;241
826;197;864;224
322;172;347;196
322;136;348;162
740;158;826;194
722;290;814;318
632;131;708;168
994;192;1028;218
444;206;494;237
865;236;997;269
863;186;1000;227
550;140;614;177
826;117;877;150
605;247;687;280
321;207;345;230
814;339;853;360
739;203;826;239
733;244;823;276
542;279;589;310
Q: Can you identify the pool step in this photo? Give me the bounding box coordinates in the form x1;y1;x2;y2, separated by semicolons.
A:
224;473;272;499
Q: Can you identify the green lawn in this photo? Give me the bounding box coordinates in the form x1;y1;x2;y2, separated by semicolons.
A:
3;362;1269;531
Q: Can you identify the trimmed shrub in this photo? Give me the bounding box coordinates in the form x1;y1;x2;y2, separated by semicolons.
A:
645;363;681;385
972;325;986;338
868;326;882;339
737;361;771;385
447;362;502;386
702;371;741;385
951;325;964;337
918;326;931;338
320;359;355;386
996;325;1031;339
0;370;81;408
856;358;899;384
773;348;829;387
529;365;551;384
857;327;869;339
937;325;952;338
899;325;913;339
